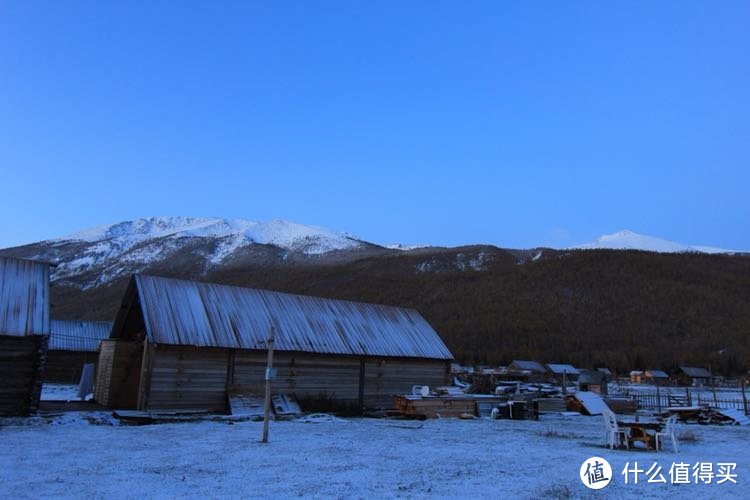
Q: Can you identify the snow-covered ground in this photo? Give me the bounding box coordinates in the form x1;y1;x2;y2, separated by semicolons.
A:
40;383;85;401
1;413;747;498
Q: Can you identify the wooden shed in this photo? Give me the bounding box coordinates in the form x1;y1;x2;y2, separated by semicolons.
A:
578;370;608;395
644;369;669;384
95;274;454;414
0;257;50;416
546;363;580;382
45;319;112;383
676;366;713;386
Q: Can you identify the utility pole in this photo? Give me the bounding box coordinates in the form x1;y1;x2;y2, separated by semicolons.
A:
261;325;275;444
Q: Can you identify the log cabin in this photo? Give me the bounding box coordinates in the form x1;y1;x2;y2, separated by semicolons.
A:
0;257;50;416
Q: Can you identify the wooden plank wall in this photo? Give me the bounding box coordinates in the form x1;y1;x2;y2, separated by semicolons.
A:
363;358;450;409
94;340;142;408
232;351;449;411
44;351;98;384
146;346;229;412
0;335;47;416
232;352;361;409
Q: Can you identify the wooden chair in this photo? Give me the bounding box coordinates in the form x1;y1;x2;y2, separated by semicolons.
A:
602;409;629;449
655;414;679;452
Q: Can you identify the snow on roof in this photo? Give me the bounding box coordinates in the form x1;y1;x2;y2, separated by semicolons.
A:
645;369;669;379
49;319;112;352
680;366;712;378
509;360;547;373
545;363;580;375
117;274;454;360
0;257;49;336
573;391;610;415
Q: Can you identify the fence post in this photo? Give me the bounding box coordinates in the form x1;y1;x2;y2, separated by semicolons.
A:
656;383;661;412
742;378;748;416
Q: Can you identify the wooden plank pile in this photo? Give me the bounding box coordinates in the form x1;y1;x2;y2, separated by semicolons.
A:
394;395;478;419
533;398;567;414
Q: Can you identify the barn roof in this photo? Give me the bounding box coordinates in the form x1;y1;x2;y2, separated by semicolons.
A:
49;319;112;352
546;363;580;375
578;369;605;385
0;257;50;336
645;369;669;379
510;360;547;373
680;366;712;378
117;274;453;360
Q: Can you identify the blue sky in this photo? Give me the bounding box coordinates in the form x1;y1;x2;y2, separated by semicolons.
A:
1;1;748;250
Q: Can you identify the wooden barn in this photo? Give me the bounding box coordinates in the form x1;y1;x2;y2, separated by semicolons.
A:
0;257;50;416
95;274;454;413
45;319;112;383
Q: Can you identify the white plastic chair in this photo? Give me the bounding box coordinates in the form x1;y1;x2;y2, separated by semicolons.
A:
602;409;629;449
655;414;679;452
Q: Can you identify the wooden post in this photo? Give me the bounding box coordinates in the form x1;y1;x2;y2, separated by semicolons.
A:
656;383;661;412
357;358;365;414
561;370;567;396
711;371;718;407
742;378;748;416
261;326;275;444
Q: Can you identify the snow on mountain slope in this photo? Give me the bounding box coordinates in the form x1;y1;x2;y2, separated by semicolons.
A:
41;217;363;287
59;217;360;254
573;230;738;254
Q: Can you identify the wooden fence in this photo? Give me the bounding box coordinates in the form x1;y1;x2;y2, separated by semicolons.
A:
630;388;749;414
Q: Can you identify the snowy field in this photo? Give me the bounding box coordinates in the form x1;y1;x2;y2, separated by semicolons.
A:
1;412;747;499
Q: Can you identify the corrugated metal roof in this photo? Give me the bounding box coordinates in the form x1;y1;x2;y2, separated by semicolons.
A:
546;363;580;375
680;366;712;378
0;257;50;336
49;319;112;351
132;274;454;360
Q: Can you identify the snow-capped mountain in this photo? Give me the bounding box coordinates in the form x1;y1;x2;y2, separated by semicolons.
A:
8;217;368;288
58;217;362;257
573;230;738;254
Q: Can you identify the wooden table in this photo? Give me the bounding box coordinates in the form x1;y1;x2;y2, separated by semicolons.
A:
617;419;663;449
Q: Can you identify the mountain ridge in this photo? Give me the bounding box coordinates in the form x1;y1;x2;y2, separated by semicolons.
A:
1;217;748;375
574;229;739;254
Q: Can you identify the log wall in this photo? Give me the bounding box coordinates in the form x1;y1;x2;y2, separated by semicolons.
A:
0;335;47;416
